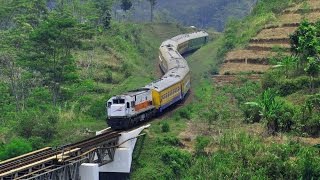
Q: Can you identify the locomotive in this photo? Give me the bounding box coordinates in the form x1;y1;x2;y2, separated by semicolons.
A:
106;31;209;130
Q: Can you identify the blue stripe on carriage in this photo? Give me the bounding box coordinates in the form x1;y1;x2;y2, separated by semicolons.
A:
159;95;182;112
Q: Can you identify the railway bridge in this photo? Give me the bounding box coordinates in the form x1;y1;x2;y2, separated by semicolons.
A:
0;125;150;180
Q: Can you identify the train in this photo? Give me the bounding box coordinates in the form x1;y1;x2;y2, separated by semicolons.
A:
106;31;209;130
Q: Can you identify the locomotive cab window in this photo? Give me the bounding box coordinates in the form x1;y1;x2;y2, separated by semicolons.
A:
127;102;130;108
113;99;125;104
107;102;112;108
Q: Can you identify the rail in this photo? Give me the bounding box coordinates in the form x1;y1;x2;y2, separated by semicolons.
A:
0;129;120;179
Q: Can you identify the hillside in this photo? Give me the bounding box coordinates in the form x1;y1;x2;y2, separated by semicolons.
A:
0;0;319;179
115;0;258;31
132;0;320;179
0;0;190;160
219;0;320;77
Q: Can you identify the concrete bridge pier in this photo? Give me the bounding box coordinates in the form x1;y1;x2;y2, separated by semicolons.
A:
79;125;150;180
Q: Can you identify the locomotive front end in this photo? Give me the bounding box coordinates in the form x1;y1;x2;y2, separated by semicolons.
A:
106;95;133;129
106;88;155;130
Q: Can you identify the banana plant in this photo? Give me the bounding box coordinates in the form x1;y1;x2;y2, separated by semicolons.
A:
245;89;282;134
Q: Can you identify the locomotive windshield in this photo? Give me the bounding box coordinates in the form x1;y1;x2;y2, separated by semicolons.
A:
113;99;125;104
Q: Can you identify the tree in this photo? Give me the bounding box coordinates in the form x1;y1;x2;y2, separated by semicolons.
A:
0;53;25;111
304;57;320;93
103;10;112;29
93;0;113;28
26;11;92;105
121;0;133;12
0;22;35;111
147;0;157;22
3;0;48;28
290;20;319;68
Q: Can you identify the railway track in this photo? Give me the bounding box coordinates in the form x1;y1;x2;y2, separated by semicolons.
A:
0;147;55;174
0;129;120;177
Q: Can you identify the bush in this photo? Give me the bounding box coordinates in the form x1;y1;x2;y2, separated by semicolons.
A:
86;97;106;119
16;110;58;141
29;136;45;149
245;90;296;134
178;106;192;120
277;76;310;96
263;97;296;134
0;137;33;160
296;94;320;136
242;104;262;123
210;66;219;75
195;136;210;154
157;136;181;147
160;147;191;176
262;73;319;96
275;100;296;132
161;122;170;133
261;71;279;90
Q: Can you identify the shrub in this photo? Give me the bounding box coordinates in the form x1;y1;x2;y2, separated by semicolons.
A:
29;136;45;149
160;147;191;176
86;97;106;119
195;136;210;154
261;71;279;90
297;94;320;136
178;106;192;120
16;110;58;141
262;97;296;134
245;89;296;134
157;136;181;146
275;100;296;132
241;104;262;123
104;69;113;83
210;66;219;75
277;76;310;96
0;137;32;160
161;122;170;133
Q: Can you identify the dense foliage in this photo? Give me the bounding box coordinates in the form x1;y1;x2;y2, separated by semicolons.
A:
116;0;258;31
0;0;162;160
132;1;319;179
242;20;320;135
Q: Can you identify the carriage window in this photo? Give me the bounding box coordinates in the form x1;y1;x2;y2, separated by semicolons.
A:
127;102;130;108
131;101;135;107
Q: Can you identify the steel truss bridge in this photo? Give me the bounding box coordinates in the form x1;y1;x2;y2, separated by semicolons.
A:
0;129;121;180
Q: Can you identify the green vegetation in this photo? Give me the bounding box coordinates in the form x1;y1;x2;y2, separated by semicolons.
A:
126;0;259;31
0;137;32;160
0;0;319;179
132;0;320;179
0;0;187;160
188;0;303;81
243;20;320;136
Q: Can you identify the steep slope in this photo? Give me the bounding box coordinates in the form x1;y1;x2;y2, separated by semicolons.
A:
115;0;258;31
219;0;320;79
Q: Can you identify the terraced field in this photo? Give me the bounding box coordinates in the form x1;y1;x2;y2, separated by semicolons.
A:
215;0;320;83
